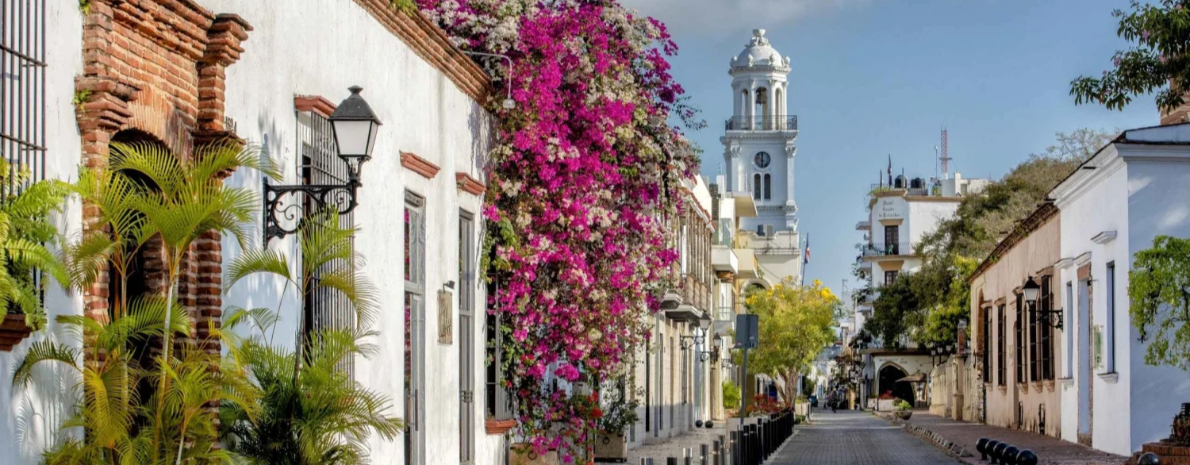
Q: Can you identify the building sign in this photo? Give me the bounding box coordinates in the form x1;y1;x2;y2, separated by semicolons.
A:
438;290;453;345
876;199;903;220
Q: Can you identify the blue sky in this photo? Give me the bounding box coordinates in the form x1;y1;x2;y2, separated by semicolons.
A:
621;0;1159;295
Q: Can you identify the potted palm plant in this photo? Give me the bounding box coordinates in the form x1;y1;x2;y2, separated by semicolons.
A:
594;385;639;463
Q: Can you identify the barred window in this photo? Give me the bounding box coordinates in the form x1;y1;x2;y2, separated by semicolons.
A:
1;0;46;197
297;110;355;374
1015;295;1024;385
997;304;1006;386
1041;276;1054;380
981;306;991;382
1029;289;1038;383
2;0;47;318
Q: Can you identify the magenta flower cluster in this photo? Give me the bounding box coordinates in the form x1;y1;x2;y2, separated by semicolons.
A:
419;0;698;459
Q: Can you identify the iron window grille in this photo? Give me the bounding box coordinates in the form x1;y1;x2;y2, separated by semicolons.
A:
1040;276;1054;380
982;306;991;381
297;110;356;376
997;304;1006;386
458;211;475;464
1015;295;1024;385
1029;290;1038;383
1;0;47;316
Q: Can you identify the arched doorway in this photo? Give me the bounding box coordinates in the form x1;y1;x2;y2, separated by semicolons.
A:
877;364;915;404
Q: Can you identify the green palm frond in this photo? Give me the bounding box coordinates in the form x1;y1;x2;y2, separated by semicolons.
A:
225;249;294;292
11;339;82;388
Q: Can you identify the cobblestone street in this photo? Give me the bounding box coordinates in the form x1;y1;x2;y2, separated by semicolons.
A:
770;410;960;465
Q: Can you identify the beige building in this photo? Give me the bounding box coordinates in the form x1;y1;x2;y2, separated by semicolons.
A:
969;203;1062;437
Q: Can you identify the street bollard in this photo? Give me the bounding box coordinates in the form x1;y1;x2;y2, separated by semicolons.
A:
1138;452;1161;465
718;435;727;465
730;431;739;465
641;458;653;465
1002;445;1020;465
712;440;720;465
684;448;692;465
668;458;678;465
700;444;709;465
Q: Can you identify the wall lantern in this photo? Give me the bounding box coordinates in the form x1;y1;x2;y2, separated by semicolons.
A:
264;86;382;242
700;334;723;362
1025;275;1064;330
1022;277;1041;303
682;313;715;351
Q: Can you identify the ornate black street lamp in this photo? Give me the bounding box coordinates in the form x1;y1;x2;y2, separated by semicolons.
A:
681;313;714;350
699;334;722;362
1024;276;1064;330
263;86;383;242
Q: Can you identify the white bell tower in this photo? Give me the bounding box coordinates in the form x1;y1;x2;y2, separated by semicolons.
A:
721;29;802;285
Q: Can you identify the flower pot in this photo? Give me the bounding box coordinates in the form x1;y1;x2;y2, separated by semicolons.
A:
893;410;913;420
594;433;628;463
512;443;560;465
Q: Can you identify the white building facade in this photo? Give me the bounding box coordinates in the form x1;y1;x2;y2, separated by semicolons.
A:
0;1;506;465
1052;123;1190;456
721;29;802;287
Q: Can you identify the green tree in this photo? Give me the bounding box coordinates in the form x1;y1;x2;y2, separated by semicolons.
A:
219;211;402;465
1071;0;1190;112
738;279;838;405
1129;235;1190;369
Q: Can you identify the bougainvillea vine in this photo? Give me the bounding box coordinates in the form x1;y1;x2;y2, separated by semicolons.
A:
417;0;700;460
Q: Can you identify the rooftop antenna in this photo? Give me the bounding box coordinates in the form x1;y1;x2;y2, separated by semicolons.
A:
940;128;952;180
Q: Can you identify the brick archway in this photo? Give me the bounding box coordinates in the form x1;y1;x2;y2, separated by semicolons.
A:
74;0;252;350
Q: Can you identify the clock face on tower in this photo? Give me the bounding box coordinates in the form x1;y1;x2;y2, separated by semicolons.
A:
754;151;771;169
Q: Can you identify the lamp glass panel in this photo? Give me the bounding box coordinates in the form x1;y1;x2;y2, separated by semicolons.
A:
332;120;372;156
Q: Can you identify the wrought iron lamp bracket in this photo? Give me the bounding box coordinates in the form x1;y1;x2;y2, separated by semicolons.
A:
1038;307;1065;331
263;178;361;243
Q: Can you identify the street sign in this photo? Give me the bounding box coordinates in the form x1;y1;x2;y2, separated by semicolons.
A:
736;314;759;349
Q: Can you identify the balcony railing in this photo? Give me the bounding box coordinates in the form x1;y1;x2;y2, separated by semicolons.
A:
725;115;797;131
861;242;913;258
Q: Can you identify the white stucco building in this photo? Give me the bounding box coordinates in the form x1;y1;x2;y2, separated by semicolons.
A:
721;29;802;288
0;2;506;465
1052;123;1190;456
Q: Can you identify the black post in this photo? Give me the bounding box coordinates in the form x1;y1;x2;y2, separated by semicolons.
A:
712;440;721;465
718;434;727;465
684;448;692;465
730;431;739;465
701;444;709;465
668;458;678;465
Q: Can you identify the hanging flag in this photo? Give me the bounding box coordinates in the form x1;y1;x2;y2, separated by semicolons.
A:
804;234;811;264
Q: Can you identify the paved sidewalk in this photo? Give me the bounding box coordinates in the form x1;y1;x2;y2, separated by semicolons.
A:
888;412;1127;465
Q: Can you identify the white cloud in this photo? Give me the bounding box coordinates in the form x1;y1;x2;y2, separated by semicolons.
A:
619;0;872;37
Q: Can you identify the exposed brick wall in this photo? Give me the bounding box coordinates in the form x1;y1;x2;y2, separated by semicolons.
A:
74;0;251;358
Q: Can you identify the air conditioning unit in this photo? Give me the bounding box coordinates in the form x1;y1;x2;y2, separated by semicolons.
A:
763;225;774;237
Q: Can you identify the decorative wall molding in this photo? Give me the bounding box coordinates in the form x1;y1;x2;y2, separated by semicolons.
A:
401;151;440;179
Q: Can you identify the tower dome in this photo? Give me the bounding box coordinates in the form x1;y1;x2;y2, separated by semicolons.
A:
731;29;789;69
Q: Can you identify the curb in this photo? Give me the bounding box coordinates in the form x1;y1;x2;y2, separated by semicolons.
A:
876;414;976;464
902;423;974;461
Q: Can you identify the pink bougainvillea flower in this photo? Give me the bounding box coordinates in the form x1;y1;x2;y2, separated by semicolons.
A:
419;0;697;457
